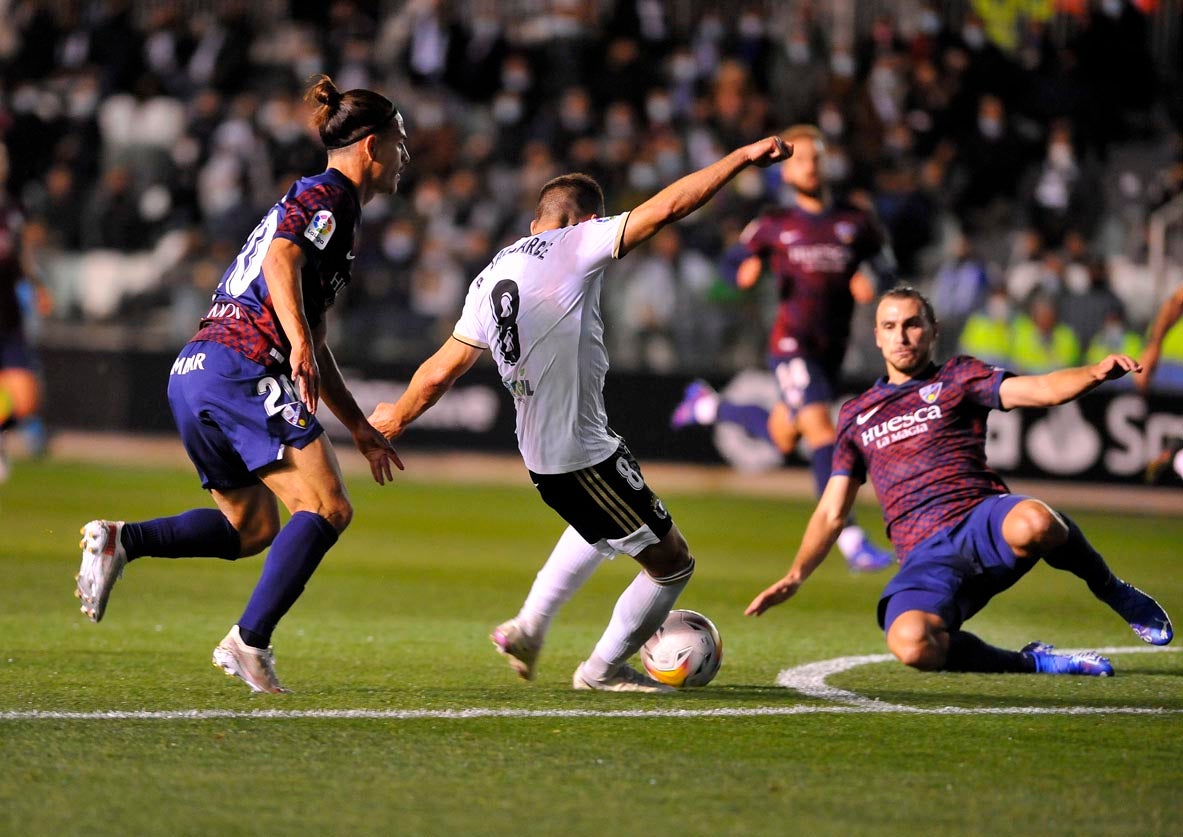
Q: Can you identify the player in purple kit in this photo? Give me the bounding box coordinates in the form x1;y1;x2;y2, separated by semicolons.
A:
0;144;50;483
672;124;894;572
74;75;407;693
746;286;1172;676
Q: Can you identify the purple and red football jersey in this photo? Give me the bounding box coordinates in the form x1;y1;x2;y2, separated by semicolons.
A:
832;355;1013;561
741;201;885;369
192;168;360;366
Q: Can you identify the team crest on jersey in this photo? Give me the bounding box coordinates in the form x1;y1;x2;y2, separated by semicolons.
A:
919;382;942;404
652;497;669;520
834;221;857;243
281;403;308;428
304;210;336;250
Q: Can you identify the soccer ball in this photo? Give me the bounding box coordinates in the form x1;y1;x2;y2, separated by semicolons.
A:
640;609;723;688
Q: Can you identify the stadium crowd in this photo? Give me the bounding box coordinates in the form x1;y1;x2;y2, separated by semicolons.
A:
2;0;1182;383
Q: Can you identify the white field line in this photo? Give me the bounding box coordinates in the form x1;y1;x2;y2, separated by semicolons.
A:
2;646;1177;721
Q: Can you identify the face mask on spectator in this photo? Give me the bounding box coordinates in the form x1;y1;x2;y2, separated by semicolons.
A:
962;25;986;49
628;161;659;191
831;53;855;78
646;95;673;125
738;13;764;38
870;66;897;95
819;109;845;138
669;53;697;83
383;229;416;262
919;11;941;35
1049;142;1074;169
1101;0;1123;18
986;296;1012;320
978;115;1003;139
823;150;850;182
492;93;523;125
502;66;531;92
787;39;811;65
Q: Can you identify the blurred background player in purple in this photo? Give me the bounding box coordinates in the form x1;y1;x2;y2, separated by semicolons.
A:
747;287;1172;677
671;124;895;572
0;142;51;484
74;75;407;694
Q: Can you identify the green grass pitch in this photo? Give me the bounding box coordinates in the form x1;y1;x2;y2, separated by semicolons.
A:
1;458;1181;835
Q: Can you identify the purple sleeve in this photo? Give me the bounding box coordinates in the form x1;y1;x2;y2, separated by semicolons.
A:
739;217;773;255
274;183;351;255
956;355;1013;410
831;405;866;483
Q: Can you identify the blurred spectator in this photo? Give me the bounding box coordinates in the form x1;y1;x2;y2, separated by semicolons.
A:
953;95;1025;219
958;285;1013;367
1060;257;1124;347
1084;309;1144;372
1;0;1175;384
1022;121;1099;248
24;163;83;251
932;232;991;357
79;165;149;252
1010;293;1080;373
1005;229;1061;303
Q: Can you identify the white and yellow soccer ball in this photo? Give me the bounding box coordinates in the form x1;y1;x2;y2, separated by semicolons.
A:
640;609;723;688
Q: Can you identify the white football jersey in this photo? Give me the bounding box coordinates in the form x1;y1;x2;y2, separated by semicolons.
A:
452;213;629;474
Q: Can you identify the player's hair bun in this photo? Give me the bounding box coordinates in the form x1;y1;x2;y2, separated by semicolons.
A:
304;74;397;150
305;74;343;126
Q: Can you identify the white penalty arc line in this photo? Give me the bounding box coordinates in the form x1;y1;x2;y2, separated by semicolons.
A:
775;644;1182;712
2;646;1177;721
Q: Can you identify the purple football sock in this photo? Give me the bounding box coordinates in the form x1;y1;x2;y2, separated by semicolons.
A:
237;511;339;647
716;400;773;442
945;630;1036;673
120;509;240;561
1040;512;1116;596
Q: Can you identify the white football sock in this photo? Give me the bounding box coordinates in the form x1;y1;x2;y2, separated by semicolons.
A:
584;559;694;679
694;393;719;424
517;526;611;639
836;525;866;559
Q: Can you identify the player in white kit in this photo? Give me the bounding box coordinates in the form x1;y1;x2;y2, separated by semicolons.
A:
370;135;790;692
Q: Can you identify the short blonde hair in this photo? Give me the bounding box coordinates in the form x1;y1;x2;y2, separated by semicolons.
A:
779;124;824;146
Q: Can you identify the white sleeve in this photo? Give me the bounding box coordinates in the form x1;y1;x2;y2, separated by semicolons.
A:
568;212;630;278
452;275;489;349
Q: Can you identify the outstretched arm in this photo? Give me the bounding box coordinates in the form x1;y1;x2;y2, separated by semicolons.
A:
745;475;862;616
1135;285;1183;393
313;322;403;485
368;337;484;440
999;354;1142;409
618;136;791;257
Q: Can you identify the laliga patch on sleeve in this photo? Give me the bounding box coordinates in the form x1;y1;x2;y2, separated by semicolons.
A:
304;210;336;250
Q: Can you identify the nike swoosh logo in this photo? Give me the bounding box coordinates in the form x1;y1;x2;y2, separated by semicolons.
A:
855;405;883;426
345;251;355;260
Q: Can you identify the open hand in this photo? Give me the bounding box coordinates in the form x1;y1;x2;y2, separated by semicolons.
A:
744;575;801;617
354;422;404;485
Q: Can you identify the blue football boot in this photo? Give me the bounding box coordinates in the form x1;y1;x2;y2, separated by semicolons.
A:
1101;580;1173;646
1021;641;1114;677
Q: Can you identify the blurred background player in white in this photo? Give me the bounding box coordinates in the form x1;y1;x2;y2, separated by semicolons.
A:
75;76;406;693
747;287;1171;677
370;135;791;692
671;124;895;572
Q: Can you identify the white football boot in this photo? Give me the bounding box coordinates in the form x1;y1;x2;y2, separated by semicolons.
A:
572;661;675;694
212;626;289;694
490;618;543;680
76;520;128;623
